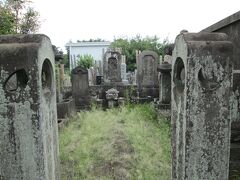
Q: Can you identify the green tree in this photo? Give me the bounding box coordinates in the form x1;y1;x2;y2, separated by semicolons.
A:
0;0;40;34
110;35;171;71
0;5;15;34
77;54;94;69
20;7;39;34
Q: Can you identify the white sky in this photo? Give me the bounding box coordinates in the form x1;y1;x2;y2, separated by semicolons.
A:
32;0;240;52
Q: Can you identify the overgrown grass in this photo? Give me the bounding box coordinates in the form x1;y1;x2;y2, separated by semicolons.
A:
59;104;171;180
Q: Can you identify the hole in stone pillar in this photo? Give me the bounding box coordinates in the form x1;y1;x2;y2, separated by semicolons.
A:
4;69;28;92
174;57;185;94
198;68;220;91
41;59;53;94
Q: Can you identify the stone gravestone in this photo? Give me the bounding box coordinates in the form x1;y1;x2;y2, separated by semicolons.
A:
103;48;122;83
137;50;159;87
72;66;90;109
0;34;59;179
137;50;159;98
172;32;233;180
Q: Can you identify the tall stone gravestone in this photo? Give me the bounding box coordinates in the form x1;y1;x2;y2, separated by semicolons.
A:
172;32;233;180
72;66;90;109
137;50;159;98
137;50;159;87
0;34;59;179
103;48;122;83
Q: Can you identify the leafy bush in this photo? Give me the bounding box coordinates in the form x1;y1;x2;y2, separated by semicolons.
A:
77;54;94;69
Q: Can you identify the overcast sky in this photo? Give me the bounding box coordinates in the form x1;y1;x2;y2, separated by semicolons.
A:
32;0;240;51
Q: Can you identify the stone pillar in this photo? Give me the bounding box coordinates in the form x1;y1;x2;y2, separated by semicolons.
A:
59;64;65;91
121;55;128;84
55;62;62;102
172;32;233;180
159;62;172;105
0;34;59;179
72;66;90;109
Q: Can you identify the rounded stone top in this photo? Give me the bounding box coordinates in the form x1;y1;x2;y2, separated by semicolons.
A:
0;34;51;44
71;66;88;74
158;62;172;73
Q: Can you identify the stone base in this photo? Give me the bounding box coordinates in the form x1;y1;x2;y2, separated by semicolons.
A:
229;142;240;178
139;86;159;98
57;98;76;119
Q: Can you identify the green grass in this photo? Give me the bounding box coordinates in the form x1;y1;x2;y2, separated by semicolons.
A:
59;104;171;180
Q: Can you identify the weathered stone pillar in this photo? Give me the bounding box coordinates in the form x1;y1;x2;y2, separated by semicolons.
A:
0;34;59;179
159;62;172;105
59;64;65;91
72;66;90;109
172;32;233;180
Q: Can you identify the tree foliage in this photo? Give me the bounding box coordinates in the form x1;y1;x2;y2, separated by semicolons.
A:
0;0;40;34
77;54;94;69
77;38;106;42
110;35;172;71
0;5;15;34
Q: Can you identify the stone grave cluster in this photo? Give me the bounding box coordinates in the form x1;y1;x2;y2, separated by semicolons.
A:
1;10;240;180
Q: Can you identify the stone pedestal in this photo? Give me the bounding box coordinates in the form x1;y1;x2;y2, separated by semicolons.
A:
159;62;172;105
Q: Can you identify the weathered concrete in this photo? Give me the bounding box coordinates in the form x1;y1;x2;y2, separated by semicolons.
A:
172;32;233;180
0;34;59;179
71;66;90;109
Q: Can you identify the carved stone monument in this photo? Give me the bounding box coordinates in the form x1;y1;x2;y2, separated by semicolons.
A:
105;88;119;108
103;48;122;83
